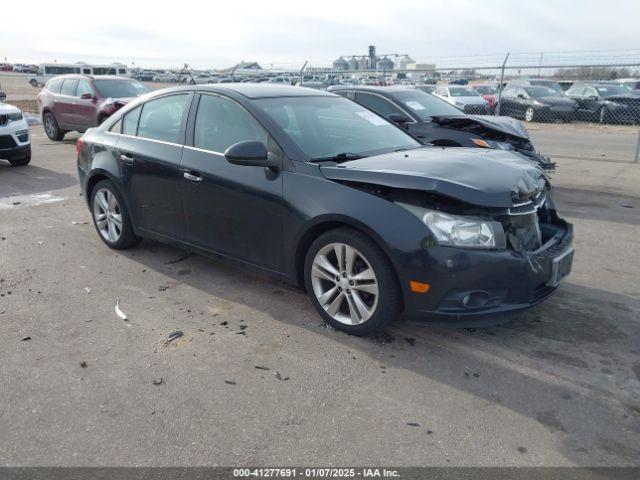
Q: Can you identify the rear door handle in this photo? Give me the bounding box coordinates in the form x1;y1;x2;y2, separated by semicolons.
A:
183;171;203;183
120;153;134;166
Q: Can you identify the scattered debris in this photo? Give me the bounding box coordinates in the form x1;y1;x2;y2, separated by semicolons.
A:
152;378;164;386
12;202;21;206
239;325;248;331
407;422;420;427
79;361;87;368
36;240;44;246
220;321;228;326
224;380;237;385
255;365;270;371
84;287;92;294
165;253;191;265
620;203;634;209
473;373;480;378
167;330;183;343
71;221;89;225
369;332;395;345
274;371;290;381
158;286;169;292
115;299;128;321
427;430;433;435
404;337;416;346
517;446;527;454
21;336;31;342
324;322;336;331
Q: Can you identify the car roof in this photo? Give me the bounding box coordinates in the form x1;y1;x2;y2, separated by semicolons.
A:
330;85;414;95
154;83;335;99
48;74;131;81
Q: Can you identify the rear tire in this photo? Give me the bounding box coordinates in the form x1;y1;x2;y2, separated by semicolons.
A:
304;227;401;336
90;180;141;250
43;112;65;141
29;79;38;87
8;149;31;166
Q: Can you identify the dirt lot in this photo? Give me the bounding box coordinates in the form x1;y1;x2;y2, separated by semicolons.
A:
1;122;639;465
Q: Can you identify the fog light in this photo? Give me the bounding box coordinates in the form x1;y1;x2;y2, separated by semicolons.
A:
459;291;490;309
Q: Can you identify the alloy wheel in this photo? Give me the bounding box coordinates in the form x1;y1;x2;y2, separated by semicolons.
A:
525;107;534;122
93;188;123;243
44;114;56;138
310;242;379;325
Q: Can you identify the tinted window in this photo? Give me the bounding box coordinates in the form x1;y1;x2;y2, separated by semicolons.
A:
393;90;462;119
122;106;141;135
77;80;93;97
256;96;419;159
94;79;149;98
194;94;267;153
61;79;79;96
137;94;189;143
46;78;64;94
449;87;480;97
354;92;404;118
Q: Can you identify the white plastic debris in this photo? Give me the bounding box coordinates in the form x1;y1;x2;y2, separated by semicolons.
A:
115;299;127;321
84;287;92;294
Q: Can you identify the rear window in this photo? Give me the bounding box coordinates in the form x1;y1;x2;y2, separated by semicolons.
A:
122;106;141;136
93;79;149;98
46;78;64;94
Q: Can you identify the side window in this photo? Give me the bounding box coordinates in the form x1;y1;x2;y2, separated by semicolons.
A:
517;88;528;98
194;94;267;153
109;118;123;133
46;78;64;94
77;80;93;97
137;94;189;143
60;79;79;96
122;106;142;136
354;92;404;118
585;87;598;98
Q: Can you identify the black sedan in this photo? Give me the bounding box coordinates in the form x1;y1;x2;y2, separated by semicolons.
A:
566;83;640;124
77;84;573;335
496;85;578;123
330;85;555;170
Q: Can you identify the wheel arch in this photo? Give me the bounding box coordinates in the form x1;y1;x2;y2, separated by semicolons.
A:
292;215;401;294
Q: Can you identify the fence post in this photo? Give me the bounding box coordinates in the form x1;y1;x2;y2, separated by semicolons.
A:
635;127;640;162
495;52;510;116
299;61;308;86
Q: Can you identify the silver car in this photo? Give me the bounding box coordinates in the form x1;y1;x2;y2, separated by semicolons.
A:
434;85;491;115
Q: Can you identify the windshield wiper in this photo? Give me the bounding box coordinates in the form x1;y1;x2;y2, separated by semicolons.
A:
310;152;364;163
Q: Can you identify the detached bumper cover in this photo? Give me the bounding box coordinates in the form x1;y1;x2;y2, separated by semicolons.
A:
393;222;573;324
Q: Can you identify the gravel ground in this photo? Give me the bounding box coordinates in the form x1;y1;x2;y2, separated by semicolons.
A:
0;126;639;467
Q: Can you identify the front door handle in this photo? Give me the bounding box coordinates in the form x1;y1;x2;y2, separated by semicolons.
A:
183;171;203;183
120;153;134;166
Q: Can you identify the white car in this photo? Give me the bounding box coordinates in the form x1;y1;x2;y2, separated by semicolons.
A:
188;74;217;84
433;85;491;115
0;94;31;166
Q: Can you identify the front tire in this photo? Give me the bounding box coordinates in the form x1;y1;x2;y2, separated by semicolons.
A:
304;227;401;336
43;112;65;141
90;180;141;249
8;148;31;166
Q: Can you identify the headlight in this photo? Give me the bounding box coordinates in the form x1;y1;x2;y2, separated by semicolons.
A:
396;203;506;249
471;138;513;150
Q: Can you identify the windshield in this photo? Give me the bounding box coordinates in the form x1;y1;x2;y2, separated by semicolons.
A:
393;90;463;120
526;86;561;98
93;79;149;98
449;87;480;97
530;81;564;95
595;85;628;96
256;96;420;160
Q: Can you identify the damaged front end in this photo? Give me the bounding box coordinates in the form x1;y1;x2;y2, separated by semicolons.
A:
431;115;556;172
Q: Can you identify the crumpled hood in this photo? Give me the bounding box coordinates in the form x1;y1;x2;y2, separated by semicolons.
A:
0;102;21;115
320;147;547;208
431;114;530;140
100;97;134;108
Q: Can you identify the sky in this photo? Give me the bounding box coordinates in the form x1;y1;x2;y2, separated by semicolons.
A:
2;0;639;70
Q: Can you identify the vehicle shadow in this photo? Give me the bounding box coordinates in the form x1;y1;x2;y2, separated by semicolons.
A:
553;186;639;226
120;241;640;466
0;163;77;198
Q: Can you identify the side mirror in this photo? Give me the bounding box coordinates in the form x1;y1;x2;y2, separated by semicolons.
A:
0;91;6;102
387;113;411;127
80;93;95;100
225;140;271;167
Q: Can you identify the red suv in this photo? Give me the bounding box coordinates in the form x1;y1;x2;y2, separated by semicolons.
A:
37;75;149;140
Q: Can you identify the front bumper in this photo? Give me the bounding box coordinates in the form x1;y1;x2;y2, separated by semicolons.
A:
0;119;31;160
393;221;573;326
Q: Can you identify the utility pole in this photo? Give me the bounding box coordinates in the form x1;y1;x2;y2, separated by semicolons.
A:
495;52;510;116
